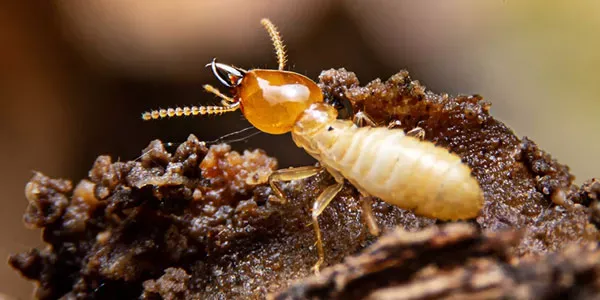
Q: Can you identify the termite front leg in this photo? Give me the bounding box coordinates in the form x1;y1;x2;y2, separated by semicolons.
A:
268;166;322;204
310;180;344;274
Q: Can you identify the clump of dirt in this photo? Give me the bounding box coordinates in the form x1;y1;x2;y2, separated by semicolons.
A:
9;69;600;299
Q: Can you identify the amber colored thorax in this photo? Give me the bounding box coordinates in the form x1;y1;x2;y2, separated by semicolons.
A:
236;70;323;134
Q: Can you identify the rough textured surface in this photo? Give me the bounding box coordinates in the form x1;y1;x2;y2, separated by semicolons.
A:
318;68;599;255
9;136;432;299
273;223;600;300
9;69;600;299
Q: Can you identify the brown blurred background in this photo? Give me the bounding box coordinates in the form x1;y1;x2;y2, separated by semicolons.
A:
1;1;598;298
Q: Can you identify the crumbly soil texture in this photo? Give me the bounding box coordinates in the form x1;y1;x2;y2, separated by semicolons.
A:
9;69;600;299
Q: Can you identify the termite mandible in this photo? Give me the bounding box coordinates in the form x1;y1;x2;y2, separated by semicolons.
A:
142;18;484;273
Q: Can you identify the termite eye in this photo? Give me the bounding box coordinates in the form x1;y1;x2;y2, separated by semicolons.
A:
327;126;334;131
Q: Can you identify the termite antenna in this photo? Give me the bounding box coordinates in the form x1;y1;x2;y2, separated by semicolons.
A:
141;102;240;121
260;18;287;70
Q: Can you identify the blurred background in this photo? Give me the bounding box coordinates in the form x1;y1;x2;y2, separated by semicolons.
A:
1;1;599;298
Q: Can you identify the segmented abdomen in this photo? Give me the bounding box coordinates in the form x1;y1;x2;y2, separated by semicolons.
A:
308;121;483;220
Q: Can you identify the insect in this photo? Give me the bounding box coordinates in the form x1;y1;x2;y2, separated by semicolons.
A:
142;18;484;273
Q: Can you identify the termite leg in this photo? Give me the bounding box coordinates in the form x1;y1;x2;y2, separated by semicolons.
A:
268;166;322;204
310;180;344;274
387;120;403;129
360;194;380;236
406;127;425;140
387;120;425;140
388;120;425;140
353;111;378;127
203;84;236;103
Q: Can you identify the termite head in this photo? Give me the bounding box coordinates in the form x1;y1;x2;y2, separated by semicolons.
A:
207;60;324;135
202;19;325;135
197;18;326;135
141;18;324;136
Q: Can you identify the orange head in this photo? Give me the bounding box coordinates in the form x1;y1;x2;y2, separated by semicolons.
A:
141;18;324;135
208;60;323;134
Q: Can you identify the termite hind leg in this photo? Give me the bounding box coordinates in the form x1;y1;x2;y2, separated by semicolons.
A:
353;111;378;127
406;127;426;140
203;84;236;103
310;181;344;274
360;194;381;236
268;166;322;204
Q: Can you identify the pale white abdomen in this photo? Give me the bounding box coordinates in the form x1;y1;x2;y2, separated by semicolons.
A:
293;120;483;220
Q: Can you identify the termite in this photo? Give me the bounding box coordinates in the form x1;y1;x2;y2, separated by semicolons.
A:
142;18;484;273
